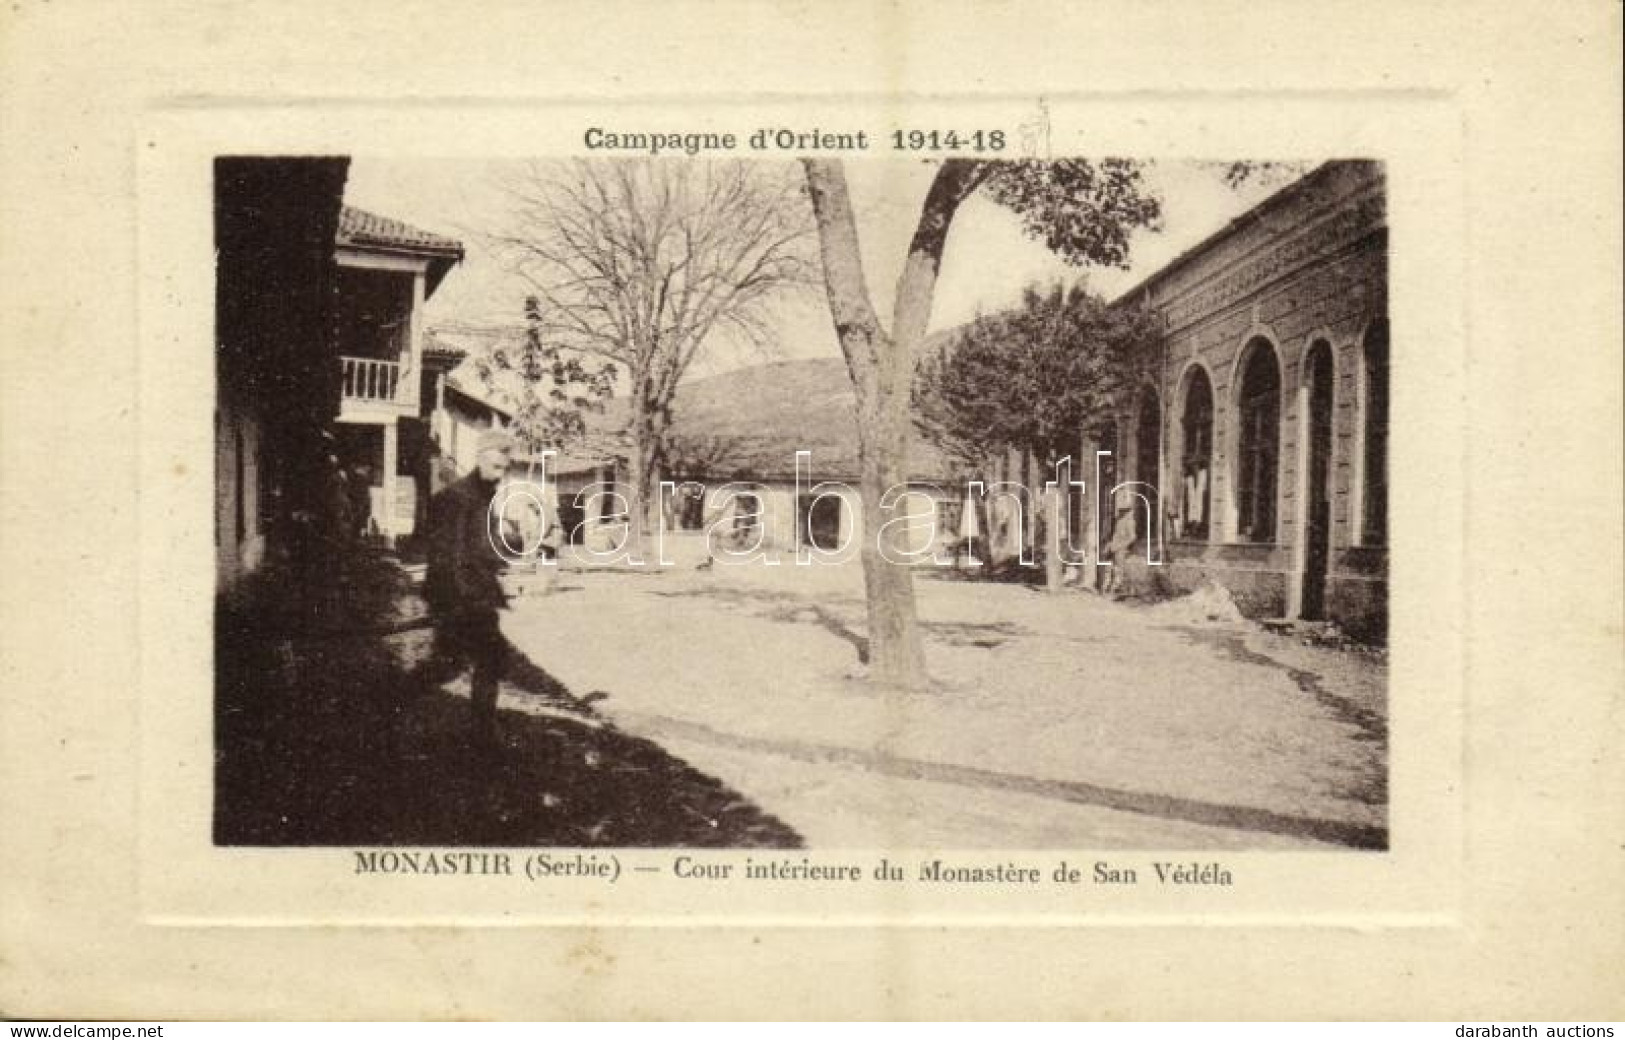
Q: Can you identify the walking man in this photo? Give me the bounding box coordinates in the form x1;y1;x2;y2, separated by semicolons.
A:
425;428;515;746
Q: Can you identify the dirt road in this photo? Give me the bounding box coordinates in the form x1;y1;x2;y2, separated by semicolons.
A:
499;560;1388;850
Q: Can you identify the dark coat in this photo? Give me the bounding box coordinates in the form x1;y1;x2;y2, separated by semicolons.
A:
425;470;507;615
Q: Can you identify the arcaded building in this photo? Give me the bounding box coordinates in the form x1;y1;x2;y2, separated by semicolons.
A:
1110;160;1389;639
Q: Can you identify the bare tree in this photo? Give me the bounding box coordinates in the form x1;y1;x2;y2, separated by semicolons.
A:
488;159;817;543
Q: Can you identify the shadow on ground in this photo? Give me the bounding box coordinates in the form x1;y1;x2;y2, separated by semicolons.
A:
653;584;1033;662
215;565;802;849
1173;626;1389;812
620;710;1388;850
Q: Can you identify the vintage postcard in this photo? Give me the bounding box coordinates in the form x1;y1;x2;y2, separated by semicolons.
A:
3;0;1621;1021
140;101;1457;927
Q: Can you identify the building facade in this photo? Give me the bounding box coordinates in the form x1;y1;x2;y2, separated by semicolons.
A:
215;156;351;593
1106;160;1389;639
331;206;464;544
659;467;962;565
655;358;968;565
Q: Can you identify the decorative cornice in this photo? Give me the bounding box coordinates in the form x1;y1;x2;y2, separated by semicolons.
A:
1156;189;1386;336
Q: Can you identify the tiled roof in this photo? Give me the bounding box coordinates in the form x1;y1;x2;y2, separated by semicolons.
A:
338;205;463;257
511;450;611;476
423;332;468;361
443;371;512;420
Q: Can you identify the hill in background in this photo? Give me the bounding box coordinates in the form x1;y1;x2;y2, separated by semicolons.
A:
652;358;961;483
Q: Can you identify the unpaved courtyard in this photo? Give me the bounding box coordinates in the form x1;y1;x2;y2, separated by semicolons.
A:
494;559;1387;850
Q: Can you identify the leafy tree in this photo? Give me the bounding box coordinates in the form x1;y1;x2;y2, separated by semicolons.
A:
916;282;1161;464
1212;159;1311;190
475;296;618;454
912;313;1009;473
801;158;1163;687
914;281;1162;588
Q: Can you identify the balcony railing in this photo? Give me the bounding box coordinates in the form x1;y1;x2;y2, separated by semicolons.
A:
341;356;403;405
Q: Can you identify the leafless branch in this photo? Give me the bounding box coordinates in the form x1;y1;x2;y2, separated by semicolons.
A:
481;157;818;510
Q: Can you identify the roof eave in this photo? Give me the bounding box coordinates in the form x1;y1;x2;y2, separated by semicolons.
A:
1109;160;1341;309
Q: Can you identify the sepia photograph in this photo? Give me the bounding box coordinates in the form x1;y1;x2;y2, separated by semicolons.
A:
213;153;1390;853
3;0;1619;1021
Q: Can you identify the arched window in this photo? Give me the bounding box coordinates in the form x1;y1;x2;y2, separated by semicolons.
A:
1178;368;1213;540
1135;385;1161;489
1362;320;1389;545
1235;341;1281;543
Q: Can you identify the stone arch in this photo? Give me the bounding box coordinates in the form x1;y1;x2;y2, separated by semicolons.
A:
1230;335;1284;543
1170;361;1215;541
1132;381;1163;484
1131;382;1164;548
1293;326;1345;390
1226;322;1283;392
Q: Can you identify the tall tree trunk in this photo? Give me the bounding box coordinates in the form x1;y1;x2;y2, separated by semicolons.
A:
624;371;665;557
624;432;647;555
803;158;989;689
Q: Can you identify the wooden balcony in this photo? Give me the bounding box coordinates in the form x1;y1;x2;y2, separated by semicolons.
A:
338;355;415;422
